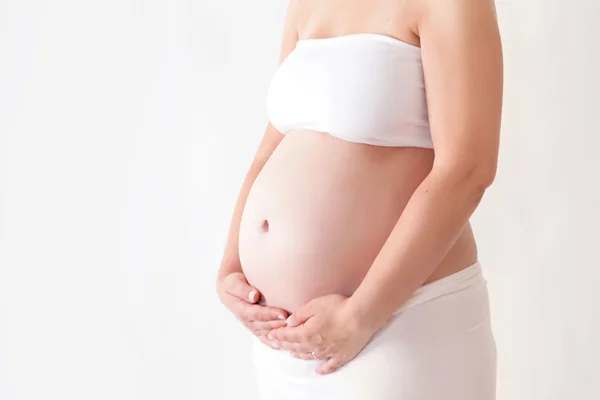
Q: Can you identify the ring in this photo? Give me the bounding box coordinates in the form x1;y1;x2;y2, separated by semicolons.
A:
311;351;319;360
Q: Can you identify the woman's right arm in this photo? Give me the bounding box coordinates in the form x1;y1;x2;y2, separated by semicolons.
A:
215;1;300;346
215;124;289;345
215;123;285;283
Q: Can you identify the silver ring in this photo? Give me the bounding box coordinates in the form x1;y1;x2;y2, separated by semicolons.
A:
311;351;318;360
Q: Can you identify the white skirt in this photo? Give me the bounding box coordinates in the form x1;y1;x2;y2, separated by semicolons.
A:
252;261;497;400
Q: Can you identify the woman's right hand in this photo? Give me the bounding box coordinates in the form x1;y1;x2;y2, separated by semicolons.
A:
216;271;289;350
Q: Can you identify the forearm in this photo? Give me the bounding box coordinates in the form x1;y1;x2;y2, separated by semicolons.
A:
216;162;262;281
216;126;282;282
347;166;492;330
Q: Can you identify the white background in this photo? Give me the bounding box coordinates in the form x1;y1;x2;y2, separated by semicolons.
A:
1;1;599;399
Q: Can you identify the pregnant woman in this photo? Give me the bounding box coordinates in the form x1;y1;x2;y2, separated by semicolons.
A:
216;0;503;398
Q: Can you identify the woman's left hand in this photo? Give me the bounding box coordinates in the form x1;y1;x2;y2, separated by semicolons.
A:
266;294;379;375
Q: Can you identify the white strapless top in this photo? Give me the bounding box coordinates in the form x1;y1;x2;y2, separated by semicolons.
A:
266;33;433;148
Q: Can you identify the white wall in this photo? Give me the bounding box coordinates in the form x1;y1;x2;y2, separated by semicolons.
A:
477;1;600;398
0;1;598;399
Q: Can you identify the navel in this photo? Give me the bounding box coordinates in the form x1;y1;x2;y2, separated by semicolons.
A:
261;219;270;233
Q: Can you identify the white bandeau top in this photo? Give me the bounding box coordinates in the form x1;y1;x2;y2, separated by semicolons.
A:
266;33;433;148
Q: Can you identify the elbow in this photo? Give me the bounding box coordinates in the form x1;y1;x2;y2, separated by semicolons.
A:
470;163;496;191
434;160;497;199
463;162;497;201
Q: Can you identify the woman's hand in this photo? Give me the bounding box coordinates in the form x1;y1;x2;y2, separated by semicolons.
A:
216;272;289;350
266;294;379;375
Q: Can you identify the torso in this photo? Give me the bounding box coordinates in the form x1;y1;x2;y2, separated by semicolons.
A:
238;0;478;313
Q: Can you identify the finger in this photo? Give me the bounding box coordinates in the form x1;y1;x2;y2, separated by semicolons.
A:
290;351;315;360
286;301;318;327
280;341;314;353
258;335;282;351
251;319;289;336
276;340;292;351
316;357;344;375
246;303;288;322
267;326;308;342
230;298;288;323
224;273;261;303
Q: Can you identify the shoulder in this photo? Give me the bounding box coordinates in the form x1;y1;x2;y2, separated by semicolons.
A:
411;0;502;65
278;0;304;63
413;0;499;38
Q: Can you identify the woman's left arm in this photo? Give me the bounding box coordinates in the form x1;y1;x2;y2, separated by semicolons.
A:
268;0;503;374
347;0;504;333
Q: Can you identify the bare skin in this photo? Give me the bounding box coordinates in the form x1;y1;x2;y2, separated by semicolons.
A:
239;130;475;312
215;122;290;350
217;0;502;373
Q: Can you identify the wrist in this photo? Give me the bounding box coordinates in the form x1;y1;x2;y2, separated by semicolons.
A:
217;261;242;282
345;294;391;335
215;270;239;299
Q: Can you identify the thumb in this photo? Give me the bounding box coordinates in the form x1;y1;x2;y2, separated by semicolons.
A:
225;272;261;303
286;301;317;327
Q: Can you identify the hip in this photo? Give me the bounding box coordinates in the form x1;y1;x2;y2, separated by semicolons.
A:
252;261;496;400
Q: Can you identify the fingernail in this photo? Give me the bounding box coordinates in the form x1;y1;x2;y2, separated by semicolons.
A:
271;340;280;349
267;332;273;340
286;315;292;323
277;314;285;320
248;290;257;301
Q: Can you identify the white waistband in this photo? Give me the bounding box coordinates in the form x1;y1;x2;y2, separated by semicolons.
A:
393;261;485;315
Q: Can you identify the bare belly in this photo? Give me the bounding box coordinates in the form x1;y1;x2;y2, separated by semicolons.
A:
239;129;477;313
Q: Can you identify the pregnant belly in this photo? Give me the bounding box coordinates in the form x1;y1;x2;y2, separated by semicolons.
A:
238;130;434;313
